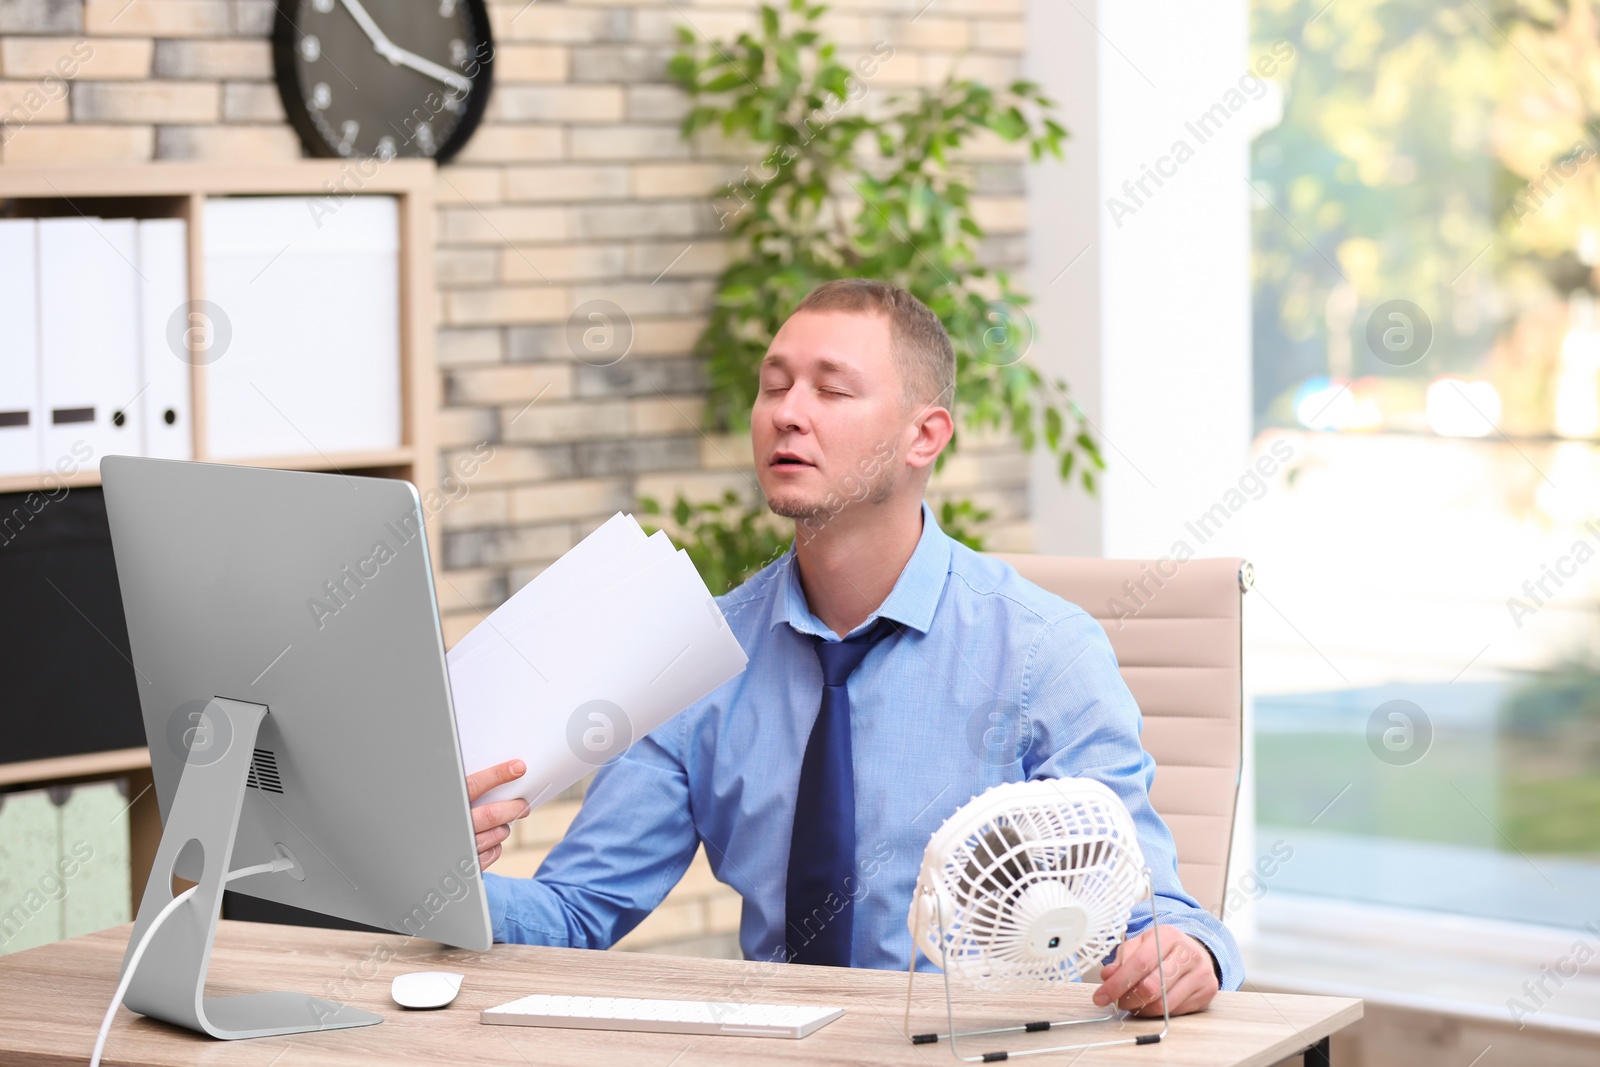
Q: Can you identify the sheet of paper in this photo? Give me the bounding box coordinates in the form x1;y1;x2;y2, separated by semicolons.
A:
447;512;646;667
476;530;675;647
449;522;749;810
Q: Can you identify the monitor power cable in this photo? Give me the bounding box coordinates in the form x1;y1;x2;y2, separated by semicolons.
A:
91;856;295;1067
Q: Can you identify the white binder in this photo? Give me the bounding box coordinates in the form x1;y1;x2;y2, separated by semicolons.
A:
136;218;193;461
202;196;401;461
0;219;41;477
38;217;142;469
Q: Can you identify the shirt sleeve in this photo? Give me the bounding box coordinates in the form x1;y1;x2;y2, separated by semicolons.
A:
483;720;702;948
1020;609;1245;992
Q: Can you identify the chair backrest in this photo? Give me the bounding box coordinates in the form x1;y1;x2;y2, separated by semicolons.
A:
988;554;1248;919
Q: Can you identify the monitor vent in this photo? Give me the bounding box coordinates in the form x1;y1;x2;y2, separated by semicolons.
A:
246;748;284;794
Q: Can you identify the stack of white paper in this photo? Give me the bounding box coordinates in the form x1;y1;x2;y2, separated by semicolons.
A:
448;513;749;809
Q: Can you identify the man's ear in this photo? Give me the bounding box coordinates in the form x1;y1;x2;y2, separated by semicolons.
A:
905;404;954;472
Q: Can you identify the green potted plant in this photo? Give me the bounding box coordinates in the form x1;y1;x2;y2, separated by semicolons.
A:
648;0;1101;585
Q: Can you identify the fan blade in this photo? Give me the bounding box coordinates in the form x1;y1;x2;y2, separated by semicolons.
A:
959;824;1035;902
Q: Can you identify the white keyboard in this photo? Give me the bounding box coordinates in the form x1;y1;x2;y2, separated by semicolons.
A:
480;993;844;1039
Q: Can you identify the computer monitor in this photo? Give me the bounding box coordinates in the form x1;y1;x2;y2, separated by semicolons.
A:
100;456;491;1041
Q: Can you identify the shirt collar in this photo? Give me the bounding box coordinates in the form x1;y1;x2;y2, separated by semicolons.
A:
769;500;952;640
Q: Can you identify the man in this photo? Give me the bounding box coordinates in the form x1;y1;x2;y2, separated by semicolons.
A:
467;279;1241;1016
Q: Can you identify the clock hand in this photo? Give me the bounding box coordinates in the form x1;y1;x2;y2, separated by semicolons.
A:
335;0;472;95
384;44;472;94
336;0;395;54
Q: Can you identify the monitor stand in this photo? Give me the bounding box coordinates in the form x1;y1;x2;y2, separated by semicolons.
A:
120;697;383;1039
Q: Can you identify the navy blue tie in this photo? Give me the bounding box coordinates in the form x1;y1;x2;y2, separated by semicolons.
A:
785;618;892;966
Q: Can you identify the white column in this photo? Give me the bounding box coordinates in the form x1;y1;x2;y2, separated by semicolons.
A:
1023;0;1104;558
1026;0;1255;560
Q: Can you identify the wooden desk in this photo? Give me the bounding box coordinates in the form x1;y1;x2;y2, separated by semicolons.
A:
0;921;1360;1066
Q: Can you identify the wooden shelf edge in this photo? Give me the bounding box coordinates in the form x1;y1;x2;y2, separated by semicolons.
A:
0;747;151;790
213;446;415;473
0;160;435;199
0;447;416;494
0;467;101;495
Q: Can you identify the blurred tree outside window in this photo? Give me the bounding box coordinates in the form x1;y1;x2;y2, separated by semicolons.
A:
1250;0;1600;930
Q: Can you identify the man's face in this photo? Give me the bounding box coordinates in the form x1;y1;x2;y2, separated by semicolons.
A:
752;310;907;523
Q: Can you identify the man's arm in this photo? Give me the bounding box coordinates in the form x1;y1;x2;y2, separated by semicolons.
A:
1021;609;1244;1010
468;725;702;948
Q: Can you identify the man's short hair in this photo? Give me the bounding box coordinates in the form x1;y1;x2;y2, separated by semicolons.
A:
792;279;956;410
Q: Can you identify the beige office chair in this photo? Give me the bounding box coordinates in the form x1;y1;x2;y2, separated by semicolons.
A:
989;554;1251;920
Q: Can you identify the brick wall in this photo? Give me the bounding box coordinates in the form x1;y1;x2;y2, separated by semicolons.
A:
1;0;1035;956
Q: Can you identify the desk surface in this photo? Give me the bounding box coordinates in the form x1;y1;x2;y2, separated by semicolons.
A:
0;921;1360;1066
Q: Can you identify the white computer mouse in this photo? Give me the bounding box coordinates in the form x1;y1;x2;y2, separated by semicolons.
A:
390;971;464;1010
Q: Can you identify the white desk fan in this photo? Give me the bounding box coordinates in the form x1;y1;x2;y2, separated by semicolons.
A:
902;778;1170;1060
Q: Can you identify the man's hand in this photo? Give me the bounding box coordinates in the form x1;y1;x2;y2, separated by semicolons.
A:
1093;925;1219;1017
467;759;531;872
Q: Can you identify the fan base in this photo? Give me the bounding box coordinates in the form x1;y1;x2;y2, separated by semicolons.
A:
902;886;1172;1061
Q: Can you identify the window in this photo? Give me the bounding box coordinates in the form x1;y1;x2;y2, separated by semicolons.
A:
1249;0;1600;930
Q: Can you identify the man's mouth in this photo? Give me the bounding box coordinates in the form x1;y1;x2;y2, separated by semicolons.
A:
771;451;813;468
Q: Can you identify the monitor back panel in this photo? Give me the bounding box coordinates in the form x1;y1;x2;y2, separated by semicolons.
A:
101;456;490;951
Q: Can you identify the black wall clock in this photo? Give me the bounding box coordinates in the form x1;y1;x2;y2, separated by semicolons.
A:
273;0;494;163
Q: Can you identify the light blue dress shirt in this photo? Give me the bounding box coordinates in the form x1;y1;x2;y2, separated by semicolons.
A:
484;502;1244;990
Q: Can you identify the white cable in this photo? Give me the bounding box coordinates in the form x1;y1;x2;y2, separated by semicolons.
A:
90;858;291;1067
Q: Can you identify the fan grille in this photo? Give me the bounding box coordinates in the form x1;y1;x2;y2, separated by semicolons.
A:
910;779;1147;989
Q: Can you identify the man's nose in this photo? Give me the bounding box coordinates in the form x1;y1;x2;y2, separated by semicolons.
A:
771;385;810;432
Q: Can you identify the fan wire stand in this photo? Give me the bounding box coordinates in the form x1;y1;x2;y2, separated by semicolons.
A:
901;877;1172;1061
